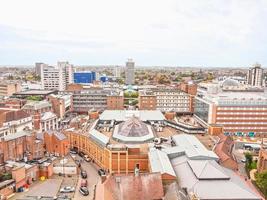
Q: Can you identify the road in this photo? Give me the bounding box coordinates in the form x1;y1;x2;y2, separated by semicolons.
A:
232;146;247;178
73;155;100;200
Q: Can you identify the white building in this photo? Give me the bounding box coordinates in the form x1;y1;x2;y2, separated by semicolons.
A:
40;111;58;132
114;66;121;78
125;59;135;85
246;63;265;87
41;61;74;91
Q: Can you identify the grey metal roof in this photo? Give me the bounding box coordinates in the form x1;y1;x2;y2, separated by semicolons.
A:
148;148;176;177
171;155;261;200
99;110;165;121
89;129;109;147
172;134;218;160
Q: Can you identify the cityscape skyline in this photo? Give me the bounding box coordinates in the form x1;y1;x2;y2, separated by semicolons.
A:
1;0;267;66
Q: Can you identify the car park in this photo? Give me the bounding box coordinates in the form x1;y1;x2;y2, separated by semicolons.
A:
59;186;75;193
79;186;89;196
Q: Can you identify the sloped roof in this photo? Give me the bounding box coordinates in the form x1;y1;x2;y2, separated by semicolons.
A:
41;111;57;121
90;129;109;147
118;116;150;137
148;148;176;177
172;134;218;160
96;173;164;200
171;155;261;200
187;160;230;180
22;100;51;110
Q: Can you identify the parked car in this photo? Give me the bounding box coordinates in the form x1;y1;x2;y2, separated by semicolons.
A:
79;151;85;157
241;158;246;163
80;179;88;187
98;169;105;176
81;170;87;179
70;149;77;154
83;155;91;162
79;187;89;196
59;186;75;193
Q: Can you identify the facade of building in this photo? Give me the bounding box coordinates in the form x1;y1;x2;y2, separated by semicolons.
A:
0;109;32;139
0;130;44;164
40;112;58;132
0;82;21;97
246;63;265;87
125;59;135;85
138;91;157;110
62;88;122;113
74;71;96;84
257;147;267;173
48;94;72;119
113;66;121;78
22;100;52;130
152;89;191;113
43;131;69;156
35;62;47;77
106;92;124;110
41;61;73;91
0;98;27;109
194;89;267;136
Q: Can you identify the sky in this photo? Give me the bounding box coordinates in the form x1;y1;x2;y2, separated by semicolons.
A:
0;0;267;67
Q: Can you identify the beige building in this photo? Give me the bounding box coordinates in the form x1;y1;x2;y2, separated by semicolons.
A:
0;82;21;97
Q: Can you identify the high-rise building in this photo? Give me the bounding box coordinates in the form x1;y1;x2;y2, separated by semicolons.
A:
114;66;121;77
41;61;74;91
125;59;135;85
246;63;264;87
35;63;47;77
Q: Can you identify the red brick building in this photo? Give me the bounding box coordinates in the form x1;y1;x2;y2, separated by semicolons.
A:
0;130;44;164
257;147;267;173
44;131;69;156
107;95;124;110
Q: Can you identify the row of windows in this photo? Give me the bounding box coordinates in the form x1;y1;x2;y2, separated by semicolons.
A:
218;107;267;110
217;112;267;115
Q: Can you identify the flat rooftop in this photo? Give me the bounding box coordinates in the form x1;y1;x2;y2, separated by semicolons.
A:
14;89;56;95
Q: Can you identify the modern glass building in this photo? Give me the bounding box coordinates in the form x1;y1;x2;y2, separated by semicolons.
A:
74;72;96;83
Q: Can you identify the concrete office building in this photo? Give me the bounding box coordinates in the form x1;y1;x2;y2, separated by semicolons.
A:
35;63;47;77
125;59;135;85
0;82;21;97
113;66;121;78
139;89;192;113
195;85;267;136
41;61;73;91
246;63;265;87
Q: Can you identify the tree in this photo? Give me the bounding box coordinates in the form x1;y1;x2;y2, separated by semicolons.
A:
26;95;42;101
245;152;253;168
255;171;267;197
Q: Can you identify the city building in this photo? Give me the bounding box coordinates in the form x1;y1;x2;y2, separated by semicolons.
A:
148;134;261;200
106;91;124;110
154;88;192;113
246;63;265;87
73;71;96;84
41;61;73;91
0;82;21;97
48;94;72;119
43;131;69;156
113;66;121;78
138;90;156;110
0;130;44;164
0;109;32;138
95;173;164;200
35;62;47;77
61;88;122;113
22;100;52;130
0;98;27;109
64;110;166;174
13;89;57;100
40;111;59;132
195;84;267;136
125;59;135;85
257;146;267;173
